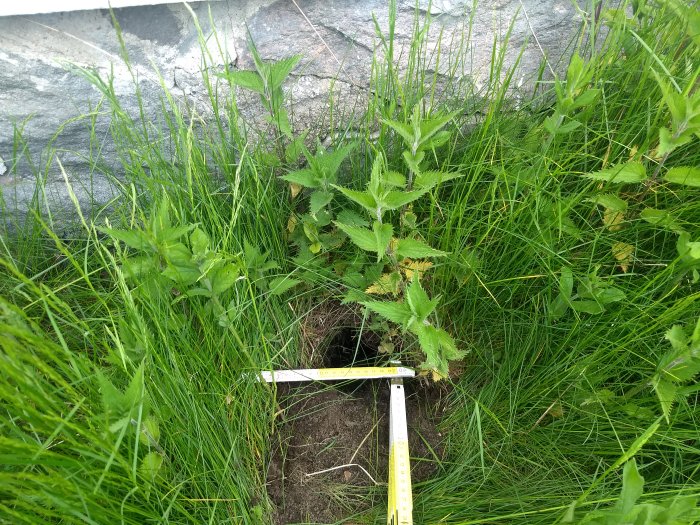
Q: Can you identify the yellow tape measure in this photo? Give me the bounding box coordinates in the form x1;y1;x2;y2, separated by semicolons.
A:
259;366;415;383
388;378;412;524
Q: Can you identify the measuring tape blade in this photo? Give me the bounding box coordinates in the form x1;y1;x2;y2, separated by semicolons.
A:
388;378;412;525
259;366;415;383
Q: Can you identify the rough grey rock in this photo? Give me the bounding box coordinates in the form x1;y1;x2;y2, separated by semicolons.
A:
0;0;584;228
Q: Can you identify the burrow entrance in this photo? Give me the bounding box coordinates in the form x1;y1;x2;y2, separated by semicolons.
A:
266;327;447;525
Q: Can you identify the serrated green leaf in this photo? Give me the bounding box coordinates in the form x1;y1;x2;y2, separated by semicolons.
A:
99;228;151;251
414;170;463;190
406;277;438;322
571;88;600;109
373;222;393;262
381;119;414;146
559;267;574;300
423;130;452;150
190;228;210;255
309;190;334;215
395;238;447;258
586;193;628;212
140;451;163;482
139;416;160;447
383;170;406;188
664;166;700;187
334;186;377;213
583;161;647;184
162;263;200;285
219;70;265;93
677;232;700;260
160;225;195;244
596;287;626;304
665;325;689;353
653;376;678;423
418;114;455;147
382;189;429;210
211;263;240;294
269;55;301;88
402;150;425;174
281;169;319;188
163;242;192;267
122;255;158;279
334;222;376;252
361;300;412;327
123;364;144;410
309;142;356;182
152;198;171;236
556;120;583;134
658;126;693;156
566;53;585;90
336;209;368;227
268;276;300;296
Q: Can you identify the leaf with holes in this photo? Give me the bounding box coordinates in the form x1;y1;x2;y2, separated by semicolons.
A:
365;272;402;296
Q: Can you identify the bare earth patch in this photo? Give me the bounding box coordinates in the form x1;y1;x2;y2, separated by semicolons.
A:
266;375;447;524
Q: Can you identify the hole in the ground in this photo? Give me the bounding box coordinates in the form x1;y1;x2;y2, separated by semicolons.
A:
266;381;447;524
323;327;380;368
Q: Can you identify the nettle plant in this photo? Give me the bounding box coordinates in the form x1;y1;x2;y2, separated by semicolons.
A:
100;198;295;329
282;107;465;379
218;41;305;164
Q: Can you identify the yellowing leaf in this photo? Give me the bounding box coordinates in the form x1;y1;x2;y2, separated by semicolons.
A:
431;368;447;382
289;182;302;199
401;258;433;280
548;401;564;419
612;242;634;272
378;340;394;353
287;214;297;233
604;208;625;231
365;272;402;296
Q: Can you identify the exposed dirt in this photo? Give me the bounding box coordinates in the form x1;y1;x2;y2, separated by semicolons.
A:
266;328;448;525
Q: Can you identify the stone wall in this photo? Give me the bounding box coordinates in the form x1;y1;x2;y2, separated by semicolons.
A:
0;0;584;225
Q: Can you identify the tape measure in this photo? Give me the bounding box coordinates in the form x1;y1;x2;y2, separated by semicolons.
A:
259;366;415;383
388;378;412;525
260;365;414;524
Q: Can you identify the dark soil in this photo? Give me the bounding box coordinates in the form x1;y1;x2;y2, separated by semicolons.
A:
266;328;448;524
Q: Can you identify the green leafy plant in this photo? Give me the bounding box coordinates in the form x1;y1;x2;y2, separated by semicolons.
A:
563;459;699;524
544;53;601;137
218;39;303;160
652;316;700;422
382;105;459;189
549;266;626;320
100;199;242;321
283;107;464;378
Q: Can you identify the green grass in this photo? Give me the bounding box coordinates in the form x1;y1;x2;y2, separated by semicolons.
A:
2;1;700;523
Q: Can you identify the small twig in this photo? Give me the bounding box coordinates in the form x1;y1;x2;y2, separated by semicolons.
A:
305;463;382;485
